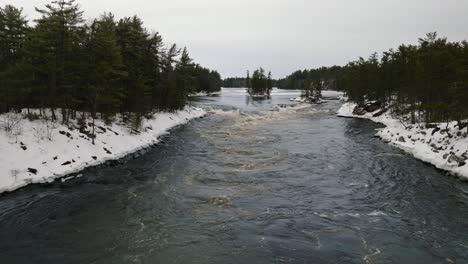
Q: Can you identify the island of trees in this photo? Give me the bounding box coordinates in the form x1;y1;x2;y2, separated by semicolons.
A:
246;68;273;97
0;0;222;127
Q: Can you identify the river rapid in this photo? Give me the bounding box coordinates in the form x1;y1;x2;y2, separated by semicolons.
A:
1;88;468;264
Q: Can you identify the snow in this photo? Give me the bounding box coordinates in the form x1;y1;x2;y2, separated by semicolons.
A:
0;106;206;193
289;90;344;103
337;102;468;179
189;91;221;97
321;90;345;98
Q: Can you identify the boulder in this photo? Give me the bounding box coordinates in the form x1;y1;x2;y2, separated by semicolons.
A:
352;106;367;116
373;108;388;117
363;101;382;113
208;196;231;206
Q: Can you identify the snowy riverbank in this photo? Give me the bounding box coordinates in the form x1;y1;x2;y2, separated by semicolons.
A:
0;106;206;193
337;102;468;179
290;90;345;103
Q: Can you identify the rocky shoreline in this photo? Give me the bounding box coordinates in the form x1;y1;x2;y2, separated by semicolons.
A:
338;102;468;179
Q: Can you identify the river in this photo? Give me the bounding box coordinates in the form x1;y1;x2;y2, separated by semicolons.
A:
1;88;468;263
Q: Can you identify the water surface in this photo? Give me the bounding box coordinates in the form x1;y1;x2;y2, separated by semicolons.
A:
1;88;468;264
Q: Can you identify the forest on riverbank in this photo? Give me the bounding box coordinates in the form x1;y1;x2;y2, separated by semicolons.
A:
279;33;468;126
0;0;221;127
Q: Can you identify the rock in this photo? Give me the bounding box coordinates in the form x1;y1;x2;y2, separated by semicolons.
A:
426;123;438;129
27;168;38;175
59;131;73;138
372;108;388;117
462;152;468;159
53;156;58;160
61;161;72;166
103;147;112;154
21;145;27;151
92;156;97;160
131;129;141;135
398;136;406;143
431;127;441;136
443;153;449;160
352;106;366;116
363;101;382;113
448;154;466;167
208;196;231;206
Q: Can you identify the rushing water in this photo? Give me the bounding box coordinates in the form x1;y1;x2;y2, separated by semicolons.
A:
1;88;468;264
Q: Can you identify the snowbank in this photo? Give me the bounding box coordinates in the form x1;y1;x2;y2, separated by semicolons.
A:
188;91;221;97
337;102;468;179
290;90;344;103
0;106;206;193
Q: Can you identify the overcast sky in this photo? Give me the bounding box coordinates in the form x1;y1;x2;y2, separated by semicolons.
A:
8;0;468;78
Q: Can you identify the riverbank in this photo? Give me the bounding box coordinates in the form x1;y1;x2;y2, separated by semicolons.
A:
0;106;206;193
289;90;345;103
337;102;468;179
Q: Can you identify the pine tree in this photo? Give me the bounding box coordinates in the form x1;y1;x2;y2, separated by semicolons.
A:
0;2;220;127
35;0;85;123
86;13;126;123
174;47;194;107
0;5;29;113
267;71;273;93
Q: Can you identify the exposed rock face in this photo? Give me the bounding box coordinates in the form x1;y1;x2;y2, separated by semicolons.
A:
352;101;383;116
352;106;367;116
373;108;388;117
363;101;382;113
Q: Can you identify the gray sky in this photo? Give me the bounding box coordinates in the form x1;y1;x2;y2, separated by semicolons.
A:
8;0;468;78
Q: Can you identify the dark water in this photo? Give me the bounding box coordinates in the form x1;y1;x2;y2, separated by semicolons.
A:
1;88;468;264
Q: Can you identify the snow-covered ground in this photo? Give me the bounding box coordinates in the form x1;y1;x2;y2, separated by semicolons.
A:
189;91;221;97
290;90;344;103
338;102;468;179
0;106;206;193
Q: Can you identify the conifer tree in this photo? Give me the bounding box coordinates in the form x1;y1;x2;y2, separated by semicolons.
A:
0;1;221;127
86;13;126;123
0;5;28;113
35;0;85;122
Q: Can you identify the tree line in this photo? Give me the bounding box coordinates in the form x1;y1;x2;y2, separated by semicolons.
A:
276;66;343;92
278;33;468;125
0;1;222;127
340;33;468;125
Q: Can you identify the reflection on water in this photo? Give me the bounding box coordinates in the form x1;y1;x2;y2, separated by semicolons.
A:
1;89;468;263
